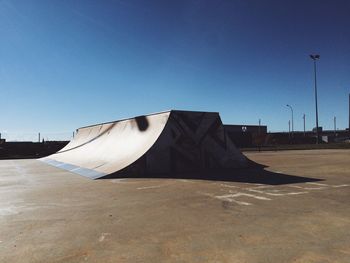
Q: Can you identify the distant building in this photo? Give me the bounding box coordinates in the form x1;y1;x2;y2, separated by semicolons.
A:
312;127;323;132
224;124;267;147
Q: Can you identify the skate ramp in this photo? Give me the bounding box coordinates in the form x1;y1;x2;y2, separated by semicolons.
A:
40;110;248;179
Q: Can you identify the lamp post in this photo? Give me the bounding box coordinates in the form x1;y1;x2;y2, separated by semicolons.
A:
310;54;320;144
288;120;291;140
286;104;294;138
348;93;350;138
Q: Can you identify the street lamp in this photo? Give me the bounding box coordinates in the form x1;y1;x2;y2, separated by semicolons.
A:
310;54;320;144
348;93;350;138
288;120;291;139
286;104;294;138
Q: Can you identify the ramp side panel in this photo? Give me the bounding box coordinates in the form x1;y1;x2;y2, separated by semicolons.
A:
119;111;248;175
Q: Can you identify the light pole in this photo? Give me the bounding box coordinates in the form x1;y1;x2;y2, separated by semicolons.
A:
286;104;294;138
348;93;350;138
310;54;320;144
288;120;291;139
303;113;306;136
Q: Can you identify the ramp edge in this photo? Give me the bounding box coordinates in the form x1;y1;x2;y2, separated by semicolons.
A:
39;158;106;179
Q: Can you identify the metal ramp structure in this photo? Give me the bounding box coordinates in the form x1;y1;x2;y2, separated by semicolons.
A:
40;110;248;179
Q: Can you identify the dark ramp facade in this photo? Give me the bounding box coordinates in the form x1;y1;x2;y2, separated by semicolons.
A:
40;110;248;179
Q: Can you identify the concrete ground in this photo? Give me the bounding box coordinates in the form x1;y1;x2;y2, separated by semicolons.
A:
0;149;349;263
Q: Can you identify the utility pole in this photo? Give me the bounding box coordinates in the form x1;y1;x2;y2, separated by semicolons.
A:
38;132;41;143
348;93;350;138
334;116;336;135
303;114;306;136
258;119;261;135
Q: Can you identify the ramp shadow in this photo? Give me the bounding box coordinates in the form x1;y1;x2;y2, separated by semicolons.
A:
101;163;323;185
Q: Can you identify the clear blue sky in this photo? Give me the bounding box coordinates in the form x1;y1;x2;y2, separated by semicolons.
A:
1;0;349;140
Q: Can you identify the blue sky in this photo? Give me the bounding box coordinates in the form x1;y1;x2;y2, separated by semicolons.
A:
1;0;349;140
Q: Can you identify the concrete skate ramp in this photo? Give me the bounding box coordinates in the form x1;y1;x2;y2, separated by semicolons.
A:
40;110;247;179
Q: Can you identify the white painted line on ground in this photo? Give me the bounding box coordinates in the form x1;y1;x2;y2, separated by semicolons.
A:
219;183;238;188
288;185;325;190
198;192;252;206
216;196;252;206
225;199;252;206
305;182;349;188
98;233;111;242
332;184;349;188
306;182;329;186
252;185;273;189
0;206;20;216
110;179;129;183
216;193;272;201
137;184;169;190
248;188;308;196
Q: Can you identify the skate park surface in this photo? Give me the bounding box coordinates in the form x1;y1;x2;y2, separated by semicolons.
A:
1;149;350;263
